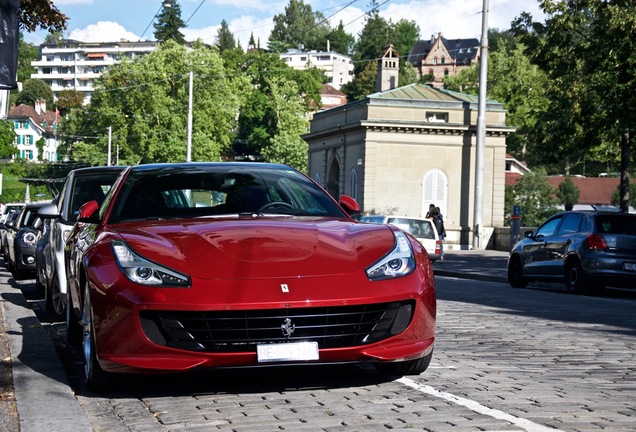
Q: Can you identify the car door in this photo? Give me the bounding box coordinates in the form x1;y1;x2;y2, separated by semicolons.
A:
540;212;585;276
522;215;564;276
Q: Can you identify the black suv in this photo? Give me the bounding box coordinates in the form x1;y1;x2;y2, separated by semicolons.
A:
508;211;636;293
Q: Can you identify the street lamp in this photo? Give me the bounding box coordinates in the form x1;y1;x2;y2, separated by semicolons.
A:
162;1;172;7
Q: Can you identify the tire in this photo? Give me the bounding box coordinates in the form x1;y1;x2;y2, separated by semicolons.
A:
376;349;434;376
507;255;528;288
565;259;603;294
66;287;82;346
46;277;65;322
82;283;109;391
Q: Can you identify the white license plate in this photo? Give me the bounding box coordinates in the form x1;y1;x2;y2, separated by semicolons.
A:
257;342;319;362
624;263;636;271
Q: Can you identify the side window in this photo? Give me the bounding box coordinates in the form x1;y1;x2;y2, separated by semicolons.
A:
535;217;562;238
557;213;583;234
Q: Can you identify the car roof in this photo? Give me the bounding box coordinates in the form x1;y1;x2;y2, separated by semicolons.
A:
127;162;292;172
69;166;127;176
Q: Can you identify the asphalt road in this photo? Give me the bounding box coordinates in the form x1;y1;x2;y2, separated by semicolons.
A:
3;250;636;431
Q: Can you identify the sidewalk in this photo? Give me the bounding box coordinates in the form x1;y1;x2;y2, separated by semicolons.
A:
0;249;510;432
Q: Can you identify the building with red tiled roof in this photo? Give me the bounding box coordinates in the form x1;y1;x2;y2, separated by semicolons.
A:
7;99;60;162
547;176;634;207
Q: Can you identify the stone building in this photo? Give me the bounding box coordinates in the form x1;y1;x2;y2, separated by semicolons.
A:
408;33;480;88
302;45;514;249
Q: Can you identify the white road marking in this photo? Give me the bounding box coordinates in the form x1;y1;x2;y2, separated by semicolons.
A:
398;377;563;432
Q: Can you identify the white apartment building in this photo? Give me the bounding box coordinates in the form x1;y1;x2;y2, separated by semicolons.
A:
31;39;159;105
280;47;353;90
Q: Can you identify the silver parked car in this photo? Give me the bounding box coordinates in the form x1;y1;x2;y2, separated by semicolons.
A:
359;215;441;262
37;166;125;320
508;211;636;293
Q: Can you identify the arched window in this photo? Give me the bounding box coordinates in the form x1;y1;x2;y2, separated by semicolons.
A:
441;57;445;64
433;57;437;65
422;170;448;219
444;69;449;76
349;168;358;200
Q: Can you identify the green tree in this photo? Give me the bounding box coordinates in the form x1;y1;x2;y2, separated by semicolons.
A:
512;1;636;210
267;0;330;53
154;0;187;45
15;78;54;107
505;168;558;227
444;41;549;162
63;40;247;164
556;177;580;207
328;21;355;55
259;76;309;171
612;183;636;208
236;50;319;168
0;120;17;159
216;19;236;52
352;1;392;76
341;61;377;101
392;19;420;65
56;89;84;114
19;0;68;33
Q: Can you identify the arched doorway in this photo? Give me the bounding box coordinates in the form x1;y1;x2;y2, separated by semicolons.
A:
327;158;340;199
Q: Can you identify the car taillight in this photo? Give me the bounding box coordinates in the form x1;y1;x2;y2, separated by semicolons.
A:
587;234;608;251
434;240;441;255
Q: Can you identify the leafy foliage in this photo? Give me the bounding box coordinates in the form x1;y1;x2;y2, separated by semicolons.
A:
18;0;67;33
505;168;558;227
0;120;17;159
268;0;331;52
154;0;187;45
511;1;636;177
216;20;236;52
62;41;247;165
556;177;580;207
15;78;54;107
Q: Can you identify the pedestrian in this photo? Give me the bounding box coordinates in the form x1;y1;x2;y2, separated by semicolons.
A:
565;202;573;211
425;203;435;218
430;206;446;262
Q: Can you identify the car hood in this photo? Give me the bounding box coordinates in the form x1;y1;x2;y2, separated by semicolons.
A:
111;218;396;279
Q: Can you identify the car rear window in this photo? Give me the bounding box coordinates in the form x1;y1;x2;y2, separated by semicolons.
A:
596;215;636;235
387;218;436;239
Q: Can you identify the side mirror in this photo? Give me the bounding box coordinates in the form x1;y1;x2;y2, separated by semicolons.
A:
5;220;15;230
38;203;60;219
339;195;361;217
77;200;100;223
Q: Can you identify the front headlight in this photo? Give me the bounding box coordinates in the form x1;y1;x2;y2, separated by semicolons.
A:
366;230;416;281
110;240;190;287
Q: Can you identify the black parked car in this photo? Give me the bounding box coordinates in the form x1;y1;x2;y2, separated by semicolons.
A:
508;211;636;293
5;202;50;280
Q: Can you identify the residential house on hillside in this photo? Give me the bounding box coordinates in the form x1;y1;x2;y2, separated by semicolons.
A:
279;47;354;90
318;84;347;111
7;100;60;162
31;39;159;104
408;33;480;88
303;45;515;249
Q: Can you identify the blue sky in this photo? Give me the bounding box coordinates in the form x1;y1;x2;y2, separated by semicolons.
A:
23;0;546;48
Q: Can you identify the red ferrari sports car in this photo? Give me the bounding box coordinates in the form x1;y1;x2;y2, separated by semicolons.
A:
65;162;436;390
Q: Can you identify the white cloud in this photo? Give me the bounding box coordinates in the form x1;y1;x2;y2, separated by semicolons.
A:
69;21;141;43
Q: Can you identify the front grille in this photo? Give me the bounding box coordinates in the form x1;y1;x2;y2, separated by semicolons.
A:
139;301;414;353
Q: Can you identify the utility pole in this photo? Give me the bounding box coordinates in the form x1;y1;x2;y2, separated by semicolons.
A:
107;126;112;166
186;70;193;162
473;0;489;249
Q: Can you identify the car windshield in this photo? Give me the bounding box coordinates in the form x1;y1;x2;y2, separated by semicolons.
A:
108;165;347;223
596;214;636;235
